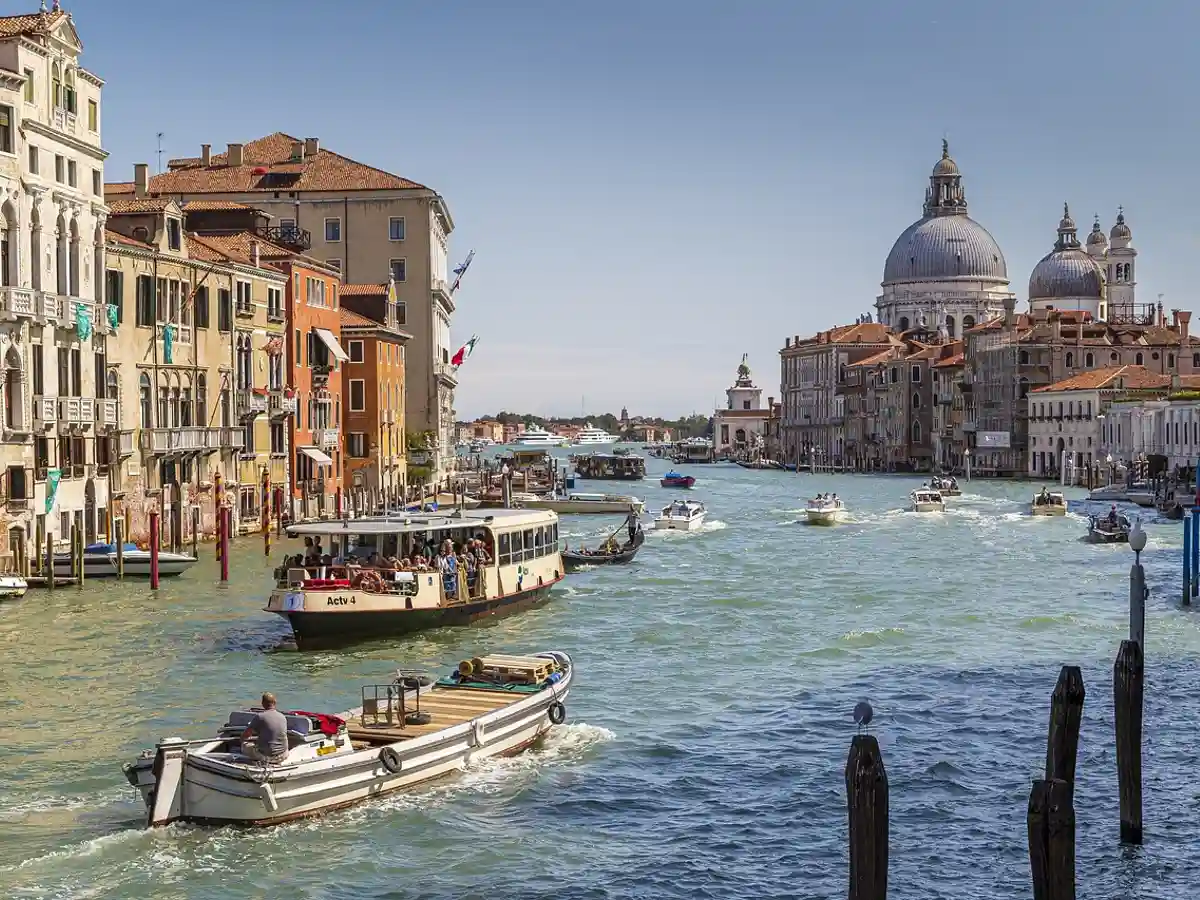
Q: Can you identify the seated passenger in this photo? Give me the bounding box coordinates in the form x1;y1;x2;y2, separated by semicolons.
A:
242;692;289;764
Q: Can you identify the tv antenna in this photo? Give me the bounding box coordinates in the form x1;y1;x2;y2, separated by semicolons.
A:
156;132;164;174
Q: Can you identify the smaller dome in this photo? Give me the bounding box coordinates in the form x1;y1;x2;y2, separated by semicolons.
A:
1086;215;1107;246
931;139;959;176
1111;209;1131;241
1057;202;1075;233
1029;251;1104;301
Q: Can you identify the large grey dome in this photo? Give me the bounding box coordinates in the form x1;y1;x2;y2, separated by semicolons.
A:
1028;203;1104;301
883;215;1008;285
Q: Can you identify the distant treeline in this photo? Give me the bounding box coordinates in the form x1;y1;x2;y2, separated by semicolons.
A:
481;411;712;438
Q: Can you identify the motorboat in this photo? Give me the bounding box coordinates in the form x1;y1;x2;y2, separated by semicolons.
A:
124;651;573;827
654;499;707;531
271;509;564;649
571;453;646;481
574;424;618;445
1087;512;1132;543
0;572;27;599
1030;491;1068;516
54;542;197;578
516;491;644;515
805;496;846;526
660;471;696;489
561;517;645;571
735;459;785;470
513;428;568;447
1088;483;1131;502
928;476;961;497
910;489;945;513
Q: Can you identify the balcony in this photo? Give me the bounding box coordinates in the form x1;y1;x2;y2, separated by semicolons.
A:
140;426;211;454
97;399;118;428
269;389;297;418
0;287;61;324
219;427;245;450
257;224;311;253
57;396;95;428
312;364;332;386
235;300;255;319
236;391;268;418
52;107;77;135
434;361;458;386
313;428;339;451
33;396;58;428
57;297;96;332
118;429;136;456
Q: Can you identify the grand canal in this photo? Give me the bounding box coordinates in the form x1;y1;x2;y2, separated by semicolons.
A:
2;456;1198;899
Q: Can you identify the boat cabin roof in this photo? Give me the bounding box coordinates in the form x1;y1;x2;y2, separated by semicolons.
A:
286;508;557;538
913;489;942;499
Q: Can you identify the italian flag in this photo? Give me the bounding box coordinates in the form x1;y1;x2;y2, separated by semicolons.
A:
451;336;478;367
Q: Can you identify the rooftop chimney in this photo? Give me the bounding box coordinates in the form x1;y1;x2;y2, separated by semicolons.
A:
227;143;244;167
1003;296;1017;329
201;144;211;166
1178;310;1192;348
250;239;260;269
291;140;305;161
133;163;148;199
304;137;319;157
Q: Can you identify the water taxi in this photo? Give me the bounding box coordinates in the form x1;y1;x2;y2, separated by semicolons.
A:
53;542;197;578
910;489;945;513
268;509;564;649
660;472;696;489
124;650;573;827
805;495;846;526
517;491;644;515
1087;510;1131;543
1030;490;1068;516
654;499;707;531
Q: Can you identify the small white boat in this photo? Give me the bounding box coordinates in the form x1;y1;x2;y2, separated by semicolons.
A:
805;496;846;526
654;499;707;531
54;542;198;578
124;651;572;827
513;427;568;447
0;572;28;599
928;477;961;497
518;491;644;515
910;489;945;513
1030;491;1068;516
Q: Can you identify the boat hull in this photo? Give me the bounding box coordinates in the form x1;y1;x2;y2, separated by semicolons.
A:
53;552;196;578
805;510;843;526
654;515;706;531
1030;505;1067;516
278;580;560;650
911;502;945;513
660;477;695;489
521;499;644;515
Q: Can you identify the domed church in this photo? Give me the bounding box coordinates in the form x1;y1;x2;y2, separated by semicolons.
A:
877;142;1016;339
1028;205;1137;322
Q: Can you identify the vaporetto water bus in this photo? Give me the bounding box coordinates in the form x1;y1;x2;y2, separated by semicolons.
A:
269;509;565;649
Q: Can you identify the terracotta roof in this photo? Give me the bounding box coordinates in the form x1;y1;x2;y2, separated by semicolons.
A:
181;200;257;212
340;283;388;297
105;228;153;249
183;234;228;263
933;351;965;368
1032;366;1170;393
0;10;66;38
107;197;175;215
150;132;427;195
105;182;135;197
339;308;379;329
186;231;291;266
846;349;895;368
828;322;896;345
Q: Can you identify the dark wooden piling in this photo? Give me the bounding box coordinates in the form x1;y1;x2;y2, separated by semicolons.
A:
1045;666;1085;794
148;510;160;590
1028;778;1075;900
191;506;199;559
845;734;888;900
115;517;125;578
1113;639;1144;844
218;507;230;582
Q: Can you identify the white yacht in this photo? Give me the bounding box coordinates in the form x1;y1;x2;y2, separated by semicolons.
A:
574;424;618;445
910;489;945;513
654;499;707;531
513;427;567;447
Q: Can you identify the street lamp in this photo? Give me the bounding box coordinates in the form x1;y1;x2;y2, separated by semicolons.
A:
964;447;971;482
1128;516;1148;646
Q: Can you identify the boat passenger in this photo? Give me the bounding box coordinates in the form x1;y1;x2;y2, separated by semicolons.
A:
1108;505;1119;524
1038;488;1050;505
241;692;289;765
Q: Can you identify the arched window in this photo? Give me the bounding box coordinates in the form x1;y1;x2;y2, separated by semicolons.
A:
105;370;118;401
196;373;207;425
1085;352;1094;368
1066;352;1074;368
1019;378;1029;399
51;62;62;109
962;314;976;330
1169;353;1176;369
911;420;921;443
1135;352;1144;366
67;218;80;297
139;373;152;428
890;368;898;384
898;316;910;332
64;68;77;114
912;392;921;409
1111;352;1119;363
1019;350;1029;365
180;384;192;426
944;315;956;337
157;386;168;427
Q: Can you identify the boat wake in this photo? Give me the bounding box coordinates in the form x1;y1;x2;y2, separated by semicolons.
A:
649;519;727;537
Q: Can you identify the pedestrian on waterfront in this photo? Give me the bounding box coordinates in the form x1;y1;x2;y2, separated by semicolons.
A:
242;692;289;765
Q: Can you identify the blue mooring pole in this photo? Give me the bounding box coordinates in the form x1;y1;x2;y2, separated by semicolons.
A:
1192;508;1200;599
1184;516;1192;606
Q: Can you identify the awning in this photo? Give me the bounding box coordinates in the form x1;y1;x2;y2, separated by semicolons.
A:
314;328;350;362
298;446;333;466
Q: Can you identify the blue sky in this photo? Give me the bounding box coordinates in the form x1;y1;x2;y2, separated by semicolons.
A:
78;0;1199;419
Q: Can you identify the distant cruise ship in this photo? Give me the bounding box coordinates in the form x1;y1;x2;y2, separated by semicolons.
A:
513;427;569;447
574;425;618;445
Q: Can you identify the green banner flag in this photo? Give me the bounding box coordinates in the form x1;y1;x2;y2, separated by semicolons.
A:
45;467;61;514
107;303;119;333
75;302;92;341
163;324;176;364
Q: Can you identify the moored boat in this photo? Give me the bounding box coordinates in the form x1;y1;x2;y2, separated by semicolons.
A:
660;471;695;489
516;491;644;515
1030;490;1068;516
805;495;846;526
654;499;707;531
53;542;197;578
124;650;573;827
1087;510;1131;543
0;572;27;599
269;509;564;649
910;489;945;513
571;453;646;480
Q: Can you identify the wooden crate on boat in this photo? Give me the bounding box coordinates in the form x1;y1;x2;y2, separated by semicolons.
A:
469;654;556;684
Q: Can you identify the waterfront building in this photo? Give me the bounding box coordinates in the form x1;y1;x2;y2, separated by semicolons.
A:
713;356;772;457
931;344;965;472
338;285;409;498
1028;365;1170;480
0;6;109;551
877;142;1014;339
463;419;505;443
109;132;458;478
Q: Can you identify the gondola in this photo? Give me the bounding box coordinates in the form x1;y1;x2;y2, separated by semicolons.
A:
561;516;645;571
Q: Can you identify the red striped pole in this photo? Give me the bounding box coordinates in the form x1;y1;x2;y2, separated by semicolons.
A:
149;510;160;590
219;507;230;583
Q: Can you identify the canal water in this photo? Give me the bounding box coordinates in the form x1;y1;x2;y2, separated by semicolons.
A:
1;457;1198;899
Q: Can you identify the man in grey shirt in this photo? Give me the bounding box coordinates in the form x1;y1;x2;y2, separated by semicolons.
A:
242;692;289;763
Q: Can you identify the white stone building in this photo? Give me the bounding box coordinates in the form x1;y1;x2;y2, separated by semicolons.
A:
713;356;771;456
877;141;1015;339
0;5;110;557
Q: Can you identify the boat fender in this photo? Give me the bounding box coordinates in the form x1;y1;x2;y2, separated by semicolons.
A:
405;711;432;726
379;747;403;774
547;701;567;725
259;782;279;812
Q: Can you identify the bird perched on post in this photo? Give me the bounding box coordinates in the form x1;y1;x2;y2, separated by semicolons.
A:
853;701;873;733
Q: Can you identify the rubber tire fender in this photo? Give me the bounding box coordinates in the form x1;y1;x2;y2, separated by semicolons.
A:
379;746;402;774
547;701;567;725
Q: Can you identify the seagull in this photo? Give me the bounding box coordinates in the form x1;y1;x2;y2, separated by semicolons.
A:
853;701;874;733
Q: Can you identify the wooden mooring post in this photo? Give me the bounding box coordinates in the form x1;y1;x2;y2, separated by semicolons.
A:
148;509;160;590
1114;639;1144;844
1044;665;1085;795
1029;667;1082;900
845;734;888;900
115;517;125;578
45;530;54;591
219;507;230;583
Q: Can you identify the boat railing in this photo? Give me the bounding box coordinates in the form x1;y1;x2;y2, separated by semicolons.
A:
277;564;420;597
360;679;423;729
